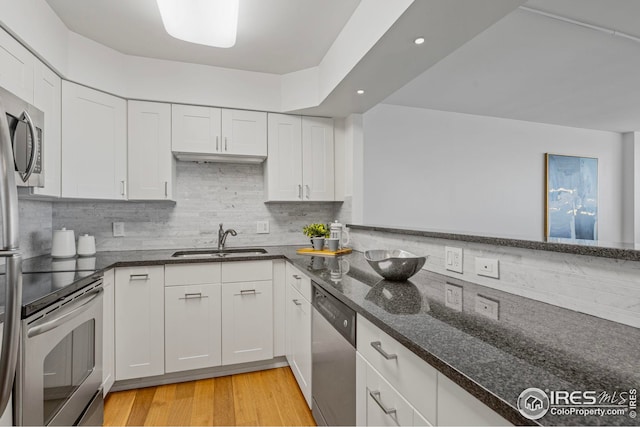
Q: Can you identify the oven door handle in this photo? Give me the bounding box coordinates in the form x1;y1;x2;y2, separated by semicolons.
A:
27;288;103;338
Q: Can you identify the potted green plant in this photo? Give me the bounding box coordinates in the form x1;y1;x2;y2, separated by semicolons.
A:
303;223;330;250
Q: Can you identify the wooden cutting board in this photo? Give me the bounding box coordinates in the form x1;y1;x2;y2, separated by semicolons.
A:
296;247;353;257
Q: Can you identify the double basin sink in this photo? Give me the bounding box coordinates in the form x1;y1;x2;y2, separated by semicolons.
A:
172;248;268;258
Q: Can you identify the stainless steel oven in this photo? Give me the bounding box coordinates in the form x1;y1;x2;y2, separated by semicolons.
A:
16;278;103;426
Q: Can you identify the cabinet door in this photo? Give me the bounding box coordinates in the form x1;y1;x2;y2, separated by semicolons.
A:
101;269;115;395
221;109;267;157
221;280;273;365
437;374;512;426
115;266;164;380
266;113;303;201
287;284;312;407
172;104;221;154
365;361;414;427
0;28;34;103
302;116;334;201
61;81;127;199
165;283;222;373
128;101;174;200
31;61;61;197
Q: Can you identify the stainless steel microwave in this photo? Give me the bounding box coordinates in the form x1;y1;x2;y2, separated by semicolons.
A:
0;85;44;187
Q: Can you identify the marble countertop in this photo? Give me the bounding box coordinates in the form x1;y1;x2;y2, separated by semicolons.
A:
1;246;637;425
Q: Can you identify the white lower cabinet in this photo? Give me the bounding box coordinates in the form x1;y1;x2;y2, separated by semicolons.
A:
115;266;165;380
221;280;274;365
286;283;312;407
165;283;222;373
437;374;511;426
101;269;115;395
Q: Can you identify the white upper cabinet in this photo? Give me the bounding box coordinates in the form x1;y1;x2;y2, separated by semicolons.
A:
265;113;335;201
172;105;266;163
128;101;175;200
302;116;334;201
171;104;221;155
30;60;61;198
0;28;34;103
221;108;267;157
61;81;127;199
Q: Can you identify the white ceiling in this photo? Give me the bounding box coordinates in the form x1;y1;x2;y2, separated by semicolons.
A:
45;0;360;74
384;0;640;132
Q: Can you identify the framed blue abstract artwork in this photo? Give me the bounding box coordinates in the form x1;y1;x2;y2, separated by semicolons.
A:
545;154;598;242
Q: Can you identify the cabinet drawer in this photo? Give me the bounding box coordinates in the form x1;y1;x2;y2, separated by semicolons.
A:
357;315;437;423
285;263;311;301
365;361;414;427
222;260;272;282
165;263;221;286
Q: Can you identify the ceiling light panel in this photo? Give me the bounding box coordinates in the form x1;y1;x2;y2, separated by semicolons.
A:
157;0;239;48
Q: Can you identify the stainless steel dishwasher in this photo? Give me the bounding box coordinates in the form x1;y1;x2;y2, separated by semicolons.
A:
311;281;356;426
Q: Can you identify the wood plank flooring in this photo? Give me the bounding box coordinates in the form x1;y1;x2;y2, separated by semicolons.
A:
104;367;316;426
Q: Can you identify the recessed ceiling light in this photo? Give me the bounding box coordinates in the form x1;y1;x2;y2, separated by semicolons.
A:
356;90;365;95
157;0;239;48
414;37;425;45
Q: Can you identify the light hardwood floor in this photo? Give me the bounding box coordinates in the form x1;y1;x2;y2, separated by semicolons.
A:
104;367;316;426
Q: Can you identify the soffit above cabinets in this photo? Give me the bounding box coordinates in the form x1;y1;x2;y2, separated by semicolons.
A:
44;0;360;74
383;0;640;132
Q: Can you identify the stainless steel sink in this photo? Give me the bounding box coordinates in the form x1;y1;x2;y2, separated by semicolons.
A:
172;248;268;258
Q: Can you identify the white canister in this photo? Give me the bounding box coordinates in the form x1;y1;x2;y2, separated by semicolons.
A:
77;234;96;257
51;228;76;258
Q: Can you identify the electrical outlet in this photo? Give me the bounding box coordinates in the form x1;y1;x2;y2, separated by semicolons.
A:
256;220;269;234
475;257;499;278
445;246;463;273
475;295;499;320
113;222;125;237
444;283;463;311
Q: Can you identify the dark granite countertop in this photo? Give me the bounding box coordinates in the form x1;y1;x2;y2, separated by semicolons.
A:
348;224;640;261
1;245;638;426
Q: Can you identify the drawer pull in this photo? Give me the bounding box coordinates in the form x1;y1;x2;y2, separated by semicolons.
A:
292;299;302;306
129;274;149;281
179;292;207;300
292;275;301;280
371;341;397;360
236;289;259;296
369;390;397;416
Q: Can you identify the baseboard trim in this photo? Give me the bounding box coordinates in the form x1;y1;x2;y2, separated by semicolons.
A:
110;357;289;392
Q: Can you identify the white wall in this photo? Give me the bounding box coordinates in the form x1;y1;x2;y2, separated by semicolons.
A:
363;104;624;243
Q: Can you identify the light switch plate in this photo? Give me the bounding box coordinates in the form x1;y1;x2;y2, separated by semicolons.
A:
256;221;270;234
445;246;463;273
475;257;499;278
445;283;463;311
113;222;125;237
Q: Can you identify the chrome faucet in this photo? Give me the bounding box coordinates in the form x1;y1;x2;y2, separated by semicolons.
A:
218;223;237;250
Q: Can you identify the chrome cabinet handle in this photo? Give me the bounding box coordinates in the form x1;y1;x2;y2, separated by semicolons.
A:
216;136;219;151
298;184;302;199
293;275;301;280
121;180;126;197
292;299;302;306
19;110;38;183
237;289;259;296
369;390;397;416
371;341;397;360
225;137;228;151
179;292;207;300
164;181;168;198
305;184;310;199
129;274;149;281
